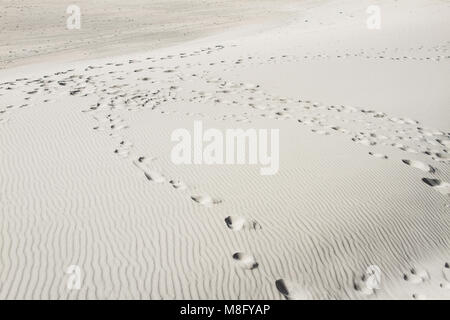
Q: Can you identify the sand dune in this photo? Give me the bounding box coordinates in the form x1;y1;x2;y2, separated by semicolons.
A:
0;0;300;69
0;0;449;300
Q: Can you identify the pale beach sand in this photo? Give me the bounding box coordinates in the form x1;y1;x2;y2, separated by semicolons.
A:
0;0;299;69
0;0;449;299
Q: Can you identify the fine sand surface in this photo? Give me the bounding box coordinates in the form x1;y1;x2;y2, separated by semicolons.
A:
0;0;449;299
0;0;300;69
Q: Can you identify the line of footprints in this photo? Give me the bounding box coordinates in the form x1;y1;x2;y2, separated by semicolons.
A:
90;102;449;299
87;98;285;297
2;42;449;299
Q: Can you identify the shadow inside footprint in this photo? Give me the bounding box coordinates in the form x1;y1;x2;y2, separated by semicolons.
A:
422;178;441;187
170;180;187;190
412;293;427;300
232;252;258;270
191;195;221;207
144;171;165;183
225;216;261;231
369;152;388;159
422;178;450;196
443;262;450;282
403;267;429;284
275;279;290;298
133;158;165;183
402;159;435;173
275;279;311;300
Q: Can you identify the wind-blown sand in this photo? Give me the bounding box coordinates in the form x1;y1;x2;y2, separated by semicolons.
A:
0;0;299;69
0;0;449;299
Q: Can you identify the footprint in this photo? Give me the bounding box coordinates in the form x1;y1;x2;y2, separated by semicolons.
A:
433;153;450;162
275;279;311;300
143;170;165;183
352;137;376;146
399;146;418;154
369;152;388;159
411;267;429;280
436;139;450;148
440;282;450;290
403;267;429;284
311;129;330;135
191;194;221;207
443;262;450;282
169;180;187;190
225;216;261;231
133;159;165;183
232;252;258;270
353;266;381;296
114;140;133;158
114;148;130;158
412;293;427;300
402;160;435;173
111;124;128;132
422;178;450;196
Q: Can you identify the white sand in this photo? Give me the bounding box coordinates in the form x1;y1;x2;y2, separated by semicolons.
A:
0;0;298;69
0;0;449;299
